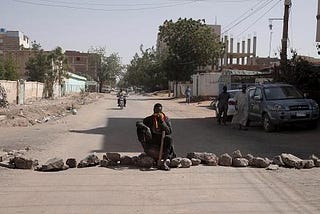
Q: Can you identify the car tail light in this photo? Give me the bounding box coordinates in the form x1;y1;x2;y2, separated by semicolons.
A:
228;100;236;105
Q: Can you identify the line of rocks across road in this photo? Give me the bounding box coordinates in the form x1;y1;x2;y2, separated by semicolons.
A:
1;149;320;172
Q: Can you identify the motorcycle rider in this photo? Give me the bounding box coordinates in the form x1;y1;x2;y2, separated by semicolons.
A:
117;88;127;107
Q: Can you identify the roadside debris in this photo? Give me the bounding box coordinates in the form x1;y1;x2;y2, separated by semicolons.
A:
0;92;103;127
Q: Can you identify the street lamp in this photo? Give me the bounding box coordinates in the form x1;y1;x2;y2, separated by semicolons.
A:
268;18;283;58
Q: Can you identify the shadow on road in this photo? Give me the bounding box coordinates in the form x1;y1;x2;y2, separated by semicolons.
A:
69;116;319;159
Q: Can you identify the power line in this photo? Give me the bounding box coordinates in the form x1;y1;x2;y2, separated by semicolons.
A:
236;0;281;37
222;0;275;34
11;0;196;11
222;0;266;30
37;0;189;7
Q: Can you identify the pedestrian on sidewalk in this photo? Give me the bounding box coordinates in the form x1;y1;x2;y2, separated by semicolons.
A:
185;86;192;105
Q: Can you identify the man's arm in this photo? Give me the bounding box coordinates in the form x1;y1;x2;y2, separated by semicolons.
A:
157;115;172;135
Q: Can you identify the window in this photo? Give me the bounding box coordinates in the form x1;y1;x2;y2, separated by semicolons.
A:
0;39;3;43
264;86;303;100
76;57;80;61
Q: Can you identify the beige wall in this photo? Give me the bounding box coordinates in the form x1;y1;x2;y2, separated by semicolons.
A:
0;80;43;104
25;81;43;101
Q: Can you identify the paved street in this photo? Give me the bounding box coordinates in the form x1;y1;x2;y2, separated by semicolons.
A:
0;93;319;214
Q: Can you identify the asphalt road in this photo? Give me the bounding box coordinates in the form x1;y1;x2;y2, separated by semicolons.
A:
0;93;319;214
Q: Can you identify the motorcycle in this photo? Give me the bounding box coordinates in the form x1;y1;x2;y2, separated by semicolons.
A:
118;95;125;110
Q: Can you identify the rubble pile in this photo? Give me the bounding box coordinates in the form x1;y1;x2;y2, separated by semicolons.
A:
1;148;320;172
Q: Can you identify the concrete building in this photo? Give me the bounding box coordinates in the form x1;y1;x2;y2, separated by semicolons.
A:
0;28;31;53
65;50;97;80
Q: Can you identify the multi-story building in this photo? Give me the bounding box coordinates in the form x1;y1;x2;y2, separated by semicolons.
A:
0;28;31;53
65;50;97;80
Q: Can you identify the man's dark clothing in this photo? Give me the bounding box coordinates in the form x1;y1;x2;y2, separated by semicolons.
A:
136;113;176;160
217;91;230;124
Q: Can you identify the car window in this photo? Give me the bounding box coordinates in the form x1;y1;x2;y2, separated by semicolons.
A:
264;86;303;100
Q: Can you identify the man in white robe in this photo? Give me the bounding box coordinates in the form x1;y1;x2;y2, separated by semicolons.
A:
231;85;248;130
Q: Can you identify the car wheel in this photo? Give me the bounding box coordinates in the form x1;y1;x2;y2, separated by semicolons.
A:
263;113;275;132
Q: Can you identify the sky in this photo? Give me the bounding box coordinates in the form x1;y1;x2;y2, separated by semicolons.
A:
1;0;319;65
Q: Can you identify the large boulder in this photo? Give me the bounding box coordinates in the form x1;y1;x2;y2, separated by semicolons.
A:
303;160;314;169
66;158;77;168
170;158;182;168
273;155;285;167
186;152;218;165
77;153;100;168
120;156;133;166
11;156;38;169
244;154;254;166
191;158;201;166
136;155;154;168
232;150;242;159
232;158;249;167
252;157;271;168
219;153;232;166
104;153;121;162
180;158;192;168
280;153;303;169
39;158;67;171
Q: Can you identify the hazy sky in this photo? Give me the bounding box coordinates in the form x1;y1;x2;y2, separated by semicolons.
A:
1;0;318;64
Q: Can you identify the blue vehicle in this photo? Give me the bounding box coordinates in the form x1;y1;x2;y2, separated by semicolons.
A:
247;83;319;132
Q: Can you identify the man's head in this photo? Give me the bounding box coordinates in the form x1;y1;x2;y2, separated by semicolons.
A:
153;103;163;113
223;85;227;92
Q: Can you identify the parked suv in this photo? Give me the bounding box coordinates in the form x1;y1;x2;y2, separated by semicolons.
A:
247;83;319;132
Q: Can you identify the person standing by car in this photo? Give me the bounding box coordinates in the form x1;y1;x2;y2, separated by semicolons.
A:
231;85;249;130
185;86;192;104
217;85;230;125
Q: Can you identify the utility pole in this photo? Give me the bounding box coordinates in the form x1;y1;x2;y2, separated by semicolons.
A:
316;0;320;54
316;0;320;42
280;0;291;68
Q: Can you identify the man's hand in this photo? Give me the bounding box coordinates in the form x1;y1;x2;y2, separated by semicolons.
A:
157;113;164;124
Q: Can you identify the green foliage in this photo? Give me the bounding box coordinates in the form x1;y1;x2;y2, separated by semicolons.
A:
0;55;20;80
26;50;50;82
158;18;223;81
25;46;68;98
88;47;123;92
121;46;167;92
274;53;320;91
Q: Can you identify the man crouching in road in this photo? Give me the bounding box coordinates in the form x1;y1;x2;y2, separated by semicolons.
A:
136;103;176;171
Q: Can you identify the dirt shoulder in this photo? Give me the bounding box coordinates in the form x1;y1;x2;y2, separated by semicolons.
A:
0;92;104;128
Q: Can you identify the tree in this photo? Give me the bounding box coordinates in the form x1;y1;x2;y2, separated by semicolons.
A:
273;53;320;103
121;46;167;92
158;18;223;81
88;47;123;92
26;50;50;82
0;55;20;80
26;46;68;98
